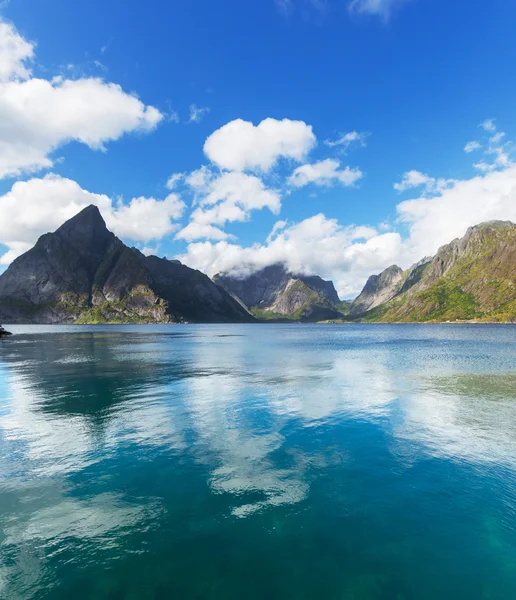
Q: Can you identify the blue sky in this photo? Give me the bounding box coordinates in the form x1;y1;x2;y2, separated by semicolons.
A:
1;0;516;296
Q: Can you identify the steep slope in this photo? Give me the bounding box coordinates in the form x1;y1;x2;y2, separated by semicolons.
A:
350;259;432;316
350;265;405;315
356;221;516;322
0;206;253;324
214;264;344;322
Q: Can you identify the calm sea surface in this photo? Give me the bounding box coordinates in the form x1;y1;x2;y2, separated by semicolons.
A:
1;324;516;599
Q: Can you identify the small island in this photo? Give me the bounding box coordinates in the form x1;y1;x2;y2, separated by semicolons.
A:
0;323;12;337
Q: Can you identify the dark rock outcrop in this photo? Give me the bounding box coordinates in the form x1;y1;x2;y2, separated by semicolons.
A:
0;324;12;336
0;206;254;324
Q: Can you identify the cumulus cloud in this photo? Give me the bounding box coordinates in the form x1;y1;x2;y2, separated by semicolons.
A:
0;20;33;81
176;170;281;241
203;118;316;172
0;20;163;179
179;214;402;297
176;223;233;242
0;174;185;263
179;123;516;298
397;164;516;260
288;158;363;188
394;170;455;195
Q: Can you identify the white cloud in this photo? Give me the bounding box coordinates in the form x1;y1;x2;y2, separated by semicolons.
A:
165;172;183;190
394;170;455;195
464;141;481;153
176;223;232;242
266;220;288;243
348;0;410;18
0;174;185;263
189;104;210;123
397;164;516;261
480;118;496;132
324;130;368;151
472;125;511;173
141;244;160;257
179;214;400;297
490;132;505;145
107;194;185;241
0;20;33;81
203;117;316;172
185;165;213;192
180;125;516;298
288;158;363;188
197;171;281;214
177;170;281;241
394;170;434;192
0;20;163;179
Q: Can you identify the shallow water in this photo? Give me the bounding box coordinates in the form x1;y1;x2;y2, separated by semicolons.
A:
1;324;516;599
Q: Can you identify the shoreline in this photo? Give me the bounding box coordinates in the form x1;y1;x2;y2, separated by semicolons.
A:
2;320;516;328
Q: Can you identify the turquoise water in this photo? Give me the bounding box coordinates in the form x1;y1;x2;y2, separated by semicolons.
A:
1;325;516;599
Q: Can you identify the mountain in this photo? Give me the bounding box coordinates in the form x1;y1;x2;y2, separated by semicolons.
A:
352;221;516;322
214;264;347;322
0;206;253;324
349;259;432;316
350;265;405;315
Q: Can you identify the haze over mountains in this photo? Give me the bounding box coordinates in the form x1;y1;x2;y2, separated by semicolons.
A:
215;265;347;322
1;209;516;324
215;221;516;323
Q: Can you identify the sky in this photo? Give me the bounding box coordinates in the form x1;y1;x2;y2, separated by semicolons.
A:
1;0;516;298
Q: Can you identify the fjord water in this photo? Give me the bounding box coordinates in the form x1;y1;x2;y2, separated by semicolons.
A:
1;325;516;599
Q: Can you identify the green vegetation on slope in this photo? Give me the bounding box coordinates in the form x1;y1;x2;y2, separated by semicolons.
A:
352;223;516;323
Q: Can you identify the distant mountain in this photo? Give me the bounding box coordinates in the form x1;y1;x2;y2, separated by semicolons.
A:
349;259;432;316
0;206;253;324
214;264;347;322
352;221;516;322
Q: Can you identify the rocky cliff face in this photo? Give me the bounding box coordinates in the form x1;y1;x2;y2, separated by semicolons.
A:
350;265;405;315
215;264;344;321
353;221;516;322
0;206;254;324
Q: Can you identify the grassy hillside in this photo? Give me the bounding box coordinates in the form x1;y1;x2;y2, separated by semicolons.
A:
356;222;516;323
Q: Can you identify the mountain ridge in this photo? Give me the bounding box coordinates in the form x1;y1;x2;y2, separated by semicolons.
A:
214;264;347;322
0;206;254;324
350;220;516;323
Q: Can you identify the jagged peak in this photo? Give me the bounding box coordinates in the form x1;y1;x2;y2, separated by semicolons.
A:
56;205;108;237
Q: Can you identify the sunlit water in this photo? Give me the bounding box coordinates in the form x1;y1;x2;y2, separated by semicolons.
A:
1;324;516;599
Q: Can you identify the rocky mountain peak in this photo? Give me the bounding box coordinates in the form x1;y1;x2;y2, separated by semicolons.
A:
54;205;114;260
214;263;342;321
350;265;404;315
0;208;253;324
350;219;516;322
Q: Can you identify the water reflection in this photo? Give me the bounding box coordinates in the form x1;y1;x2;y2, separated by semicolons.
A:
1;324;516;598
